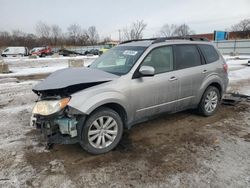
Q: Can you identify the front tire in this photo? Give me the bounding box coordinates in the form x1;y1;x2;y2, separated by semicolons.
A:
198;86;220;116
80;107;123;154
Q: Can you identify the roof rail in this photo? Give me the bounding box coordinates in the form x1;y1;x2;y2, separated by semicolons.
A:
120;38;157;44
120;36;209;45
152;36;209;44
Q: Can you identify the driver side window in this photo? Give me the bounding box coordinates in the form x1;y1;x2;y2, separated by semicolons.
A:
141;46;173;74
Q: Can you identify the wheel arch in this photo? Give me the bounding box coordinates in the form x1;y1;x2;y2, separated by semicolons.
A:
88;102;128;129
197;82;222;116
197;79;224;104
208;82;222;98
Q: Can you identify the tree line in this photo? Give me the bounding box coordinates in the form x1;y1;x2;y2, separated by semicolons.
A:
0;21;100;48
0;19;249;48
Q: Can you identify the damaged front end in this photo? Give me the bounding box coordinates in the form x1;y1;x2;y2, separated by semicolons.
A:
30;67;118;147
31;95;86;145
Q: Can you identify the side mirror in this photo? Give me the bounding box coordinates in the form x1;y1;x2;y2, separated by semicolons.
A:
139;66;155;77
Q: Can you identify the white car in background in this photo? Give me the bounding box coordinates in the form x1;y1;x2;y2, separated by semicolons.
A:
30;47;44;54
1;46;29;57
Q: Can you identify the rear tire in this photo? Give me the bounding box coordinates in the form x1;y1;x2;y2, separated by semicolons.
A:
198;86;221;116
80;107;123;154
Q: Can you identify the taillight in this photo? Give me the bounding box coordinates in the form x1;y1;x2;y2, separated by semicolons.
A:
223;63;228;73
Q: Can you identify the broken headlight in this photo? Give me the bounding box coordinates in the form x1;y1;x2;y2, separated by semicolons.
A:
32;98;70;116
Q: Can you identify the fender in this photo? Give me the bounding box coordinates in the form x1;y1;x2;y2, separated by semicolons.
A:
196;73;225;104
68;91;129;115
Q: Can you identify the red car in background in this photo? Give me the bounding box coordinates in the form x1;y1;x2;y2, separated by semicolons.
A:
30;46;53;57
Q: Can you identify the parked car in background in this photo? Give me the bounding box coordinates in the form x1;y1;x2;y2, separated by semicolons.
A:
84;48;100;56
30;46;53;57
30;47;43;55
51;48;60;54
1;47;29;57
59;48;84;56
31;37;228;154
99;42;118;54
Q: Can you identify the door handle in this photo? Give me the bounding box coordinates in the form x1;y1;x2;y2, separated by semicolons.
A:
202;70;208;74
169;76;178;81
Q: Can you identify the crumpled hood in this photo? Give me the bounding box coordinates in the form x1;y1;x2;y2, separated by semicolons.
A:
33;67;119;92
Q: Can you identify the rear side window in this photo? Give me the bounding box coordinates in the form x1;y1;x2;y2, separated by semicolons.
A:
198;44;219;63
174;45;202;70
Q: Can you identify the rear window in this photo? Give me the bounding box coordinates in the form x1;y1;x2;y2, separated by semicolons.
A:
174;45;202;70
198;44;219;63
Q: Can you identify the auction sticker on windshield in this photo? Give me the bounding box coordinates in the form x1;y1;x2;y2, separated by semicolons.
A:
123;50;138;56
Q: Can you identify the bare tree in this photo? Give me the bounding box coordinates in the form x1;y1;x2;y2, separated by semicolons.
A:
0;31;11;47
231;19;250;31
86;26;99;45
24;33;38;48
230;19;250;39
12;30;25;37
173;24;195;37
35;21;51;44
78;29;89;46
157;23;195;37
11;30;26;46
35;21;51;38
51;24;62;45
123;20;147;40
158;24;177;37
67;24;82;45
103;36;112;43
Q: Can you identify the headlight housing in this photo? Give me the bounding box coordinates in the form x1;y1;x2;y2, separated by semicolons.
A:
32;98;70;116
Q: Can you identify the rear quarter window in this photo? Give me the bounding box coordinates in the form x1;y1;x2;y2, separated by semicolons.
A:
198;44;219;63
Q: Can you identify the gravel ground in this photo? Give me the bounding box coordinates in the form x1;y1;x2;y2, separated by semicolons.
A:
0;77;250;188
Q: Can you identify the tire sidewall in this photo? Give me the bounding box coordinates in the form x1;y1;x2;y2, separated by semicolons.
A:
199;86;221;116
80;107;123;154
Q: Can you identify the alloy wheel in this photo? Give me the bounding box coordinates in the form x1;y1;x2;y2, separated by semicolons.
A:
204;90;218;113
88;116;118;149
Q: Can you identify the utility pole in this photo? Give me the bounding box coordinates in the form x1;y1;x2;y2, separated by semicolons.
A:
118;29;121;42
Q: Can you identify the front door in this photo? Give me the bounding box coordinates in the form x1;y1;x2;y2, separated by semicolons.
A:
130;45;178;121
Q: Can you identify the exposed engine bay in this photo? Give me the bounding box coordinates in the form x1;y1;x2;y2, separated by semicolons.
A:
31;105;85;146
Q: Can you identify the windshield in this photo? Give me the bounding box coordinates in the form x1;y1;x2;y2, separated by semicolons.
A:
90;46;146;75
31;47;44;52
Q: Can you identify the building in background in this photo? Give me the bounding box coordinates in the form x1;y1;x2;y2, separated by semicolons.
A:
191;30;250;41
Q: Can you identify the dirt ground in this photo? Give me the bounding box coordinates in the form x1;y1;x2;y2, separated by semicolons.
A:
0;79;250;188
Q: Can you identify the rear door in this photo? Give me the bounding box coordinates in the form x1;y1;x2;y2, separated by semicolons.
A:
197;44;221;75
173;44;207;111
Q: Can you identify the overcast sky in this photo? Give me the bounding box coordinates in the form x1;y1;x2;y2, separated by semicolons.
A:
1;0;250;40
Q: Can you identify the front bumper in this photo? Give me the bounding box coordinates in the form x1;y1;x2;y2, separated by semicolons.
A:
31;110;85;145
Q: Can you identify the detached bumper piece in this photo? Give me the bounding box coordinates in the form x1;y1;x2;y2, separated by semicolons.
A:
34;112;84;145
222;92;250;106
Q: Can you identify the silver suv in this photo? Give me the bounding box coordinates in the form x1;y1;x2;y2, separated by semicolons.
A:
31;37;228;154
